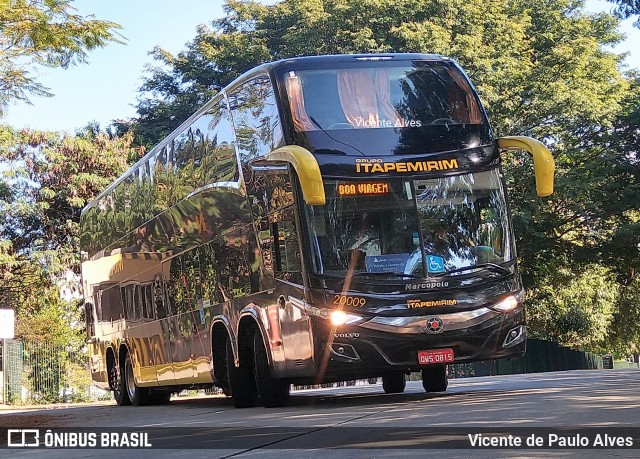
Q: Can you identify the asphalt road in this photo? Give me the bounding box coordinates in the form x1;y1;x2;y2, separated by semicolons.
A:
1;369;639;458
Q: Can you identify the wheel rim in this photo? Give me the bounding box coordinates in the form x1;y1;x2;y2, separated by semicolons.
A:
125;357;136;401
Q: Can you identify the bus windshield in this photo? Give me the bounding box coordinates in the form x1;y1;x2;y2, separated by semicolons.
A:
304;168;514;282
278;59;491;155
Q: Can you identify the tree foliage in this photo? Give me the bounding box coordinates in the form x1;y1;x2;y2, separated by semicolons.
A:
606;0;640;26
0;125;139;341
131;0;627;145
527;263;619;352
0;0;123;116
609;278;640;355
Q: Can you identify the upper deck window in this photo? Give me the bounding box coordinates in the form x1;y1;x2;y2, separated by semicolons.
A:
277;60;491;155
282;62;483;133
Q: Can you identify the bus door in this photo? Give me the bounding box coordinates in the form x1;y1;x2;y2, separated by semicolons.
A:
153;272;175;385
166;249;216;384
84;296;106;385
257;166;315;376
270;209;315;375
164;255;195;384
182;245;214;384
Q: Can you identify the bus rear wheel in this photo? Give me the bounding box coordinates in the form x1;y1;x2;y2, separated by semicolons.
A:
226;336;259;408
253;330;290;407
109;356;130;406
422;365;448;393
125;352;150;406
382;373;406;394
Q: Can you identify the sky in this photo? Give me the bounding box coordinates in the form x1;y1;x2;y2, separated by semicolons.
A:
2;0;639;134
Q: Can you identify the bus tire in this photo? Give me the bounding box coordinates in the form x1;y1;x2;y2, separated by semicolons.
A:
109;357;130;406
213;333;231;396
226;337;259;408
422;365;448;392
382;373;406;394
253;330;290;408
125;352;149;406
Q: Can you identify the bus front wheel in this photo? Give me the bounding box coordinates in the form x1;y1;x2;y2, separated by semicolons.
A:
253;330;290;407
422;365;448;393
382;373;406;394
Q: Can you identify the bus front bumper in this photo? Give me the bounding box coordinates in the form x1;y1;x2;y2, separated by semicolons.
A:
316;307;525;377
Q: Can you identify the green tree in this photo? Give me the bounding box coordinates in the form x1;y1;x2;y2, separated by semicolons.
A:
609;278;640;357
0;126;139;342
0;0;123;116
606;0;640;26
132;0;628;146
527;263;619;351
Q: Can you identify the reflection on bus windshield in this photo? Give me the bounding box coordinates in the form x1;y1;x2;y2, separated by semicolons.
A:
284;63;482;132
305;169;513;279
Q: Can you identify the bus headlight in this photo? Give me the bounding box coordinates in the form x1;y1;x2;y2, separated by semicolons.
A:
330;310;363;326
491;295;519;313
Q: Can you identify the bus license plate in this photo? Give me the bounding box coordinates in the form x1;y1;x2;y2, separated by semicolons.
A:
418;348;455;365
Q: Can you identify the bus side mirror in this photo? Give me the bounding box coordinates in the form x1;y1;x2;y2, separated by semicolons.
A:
265;145;326;205
498;136;555;197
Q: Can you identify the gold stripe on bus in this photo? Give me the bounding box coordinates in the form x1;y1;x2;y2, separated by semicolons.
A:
137;367;159;386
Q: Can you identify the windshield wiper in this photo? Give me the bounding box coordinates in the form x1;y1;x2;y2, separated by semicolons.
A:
351;272;422;279
438;263;512;277
309;116;367;156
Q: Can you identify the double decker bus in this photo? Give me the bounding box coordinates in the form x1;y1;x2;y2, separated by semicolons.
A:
80;53;554;408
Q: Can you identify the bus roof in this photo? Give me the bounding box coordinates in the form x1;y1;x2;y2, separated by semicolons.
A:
81;53;452;215
244;53;448;78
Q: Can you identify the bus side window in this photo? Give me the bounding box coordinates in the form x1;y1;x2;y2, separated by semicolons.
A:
130;167;144;230
212;236;252;300
211;98;239;183
154;145;170;213
271;207;302;284
198;242;224;305
121;284;140;322
85;303;95;338
102;285;124;321
165;255;184;315
153;274;168;319
140;284;154;320
182;248;201;311
173;128;195;202
229;74;283;163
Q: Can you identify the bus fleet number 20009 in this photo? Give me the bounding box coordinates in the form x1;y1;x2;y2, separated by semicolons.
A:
333;295;366;307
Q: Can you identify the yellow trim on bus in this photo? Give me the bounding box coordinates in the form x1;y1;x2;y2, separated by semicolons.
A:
498;136;555;197
265;146;326;205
